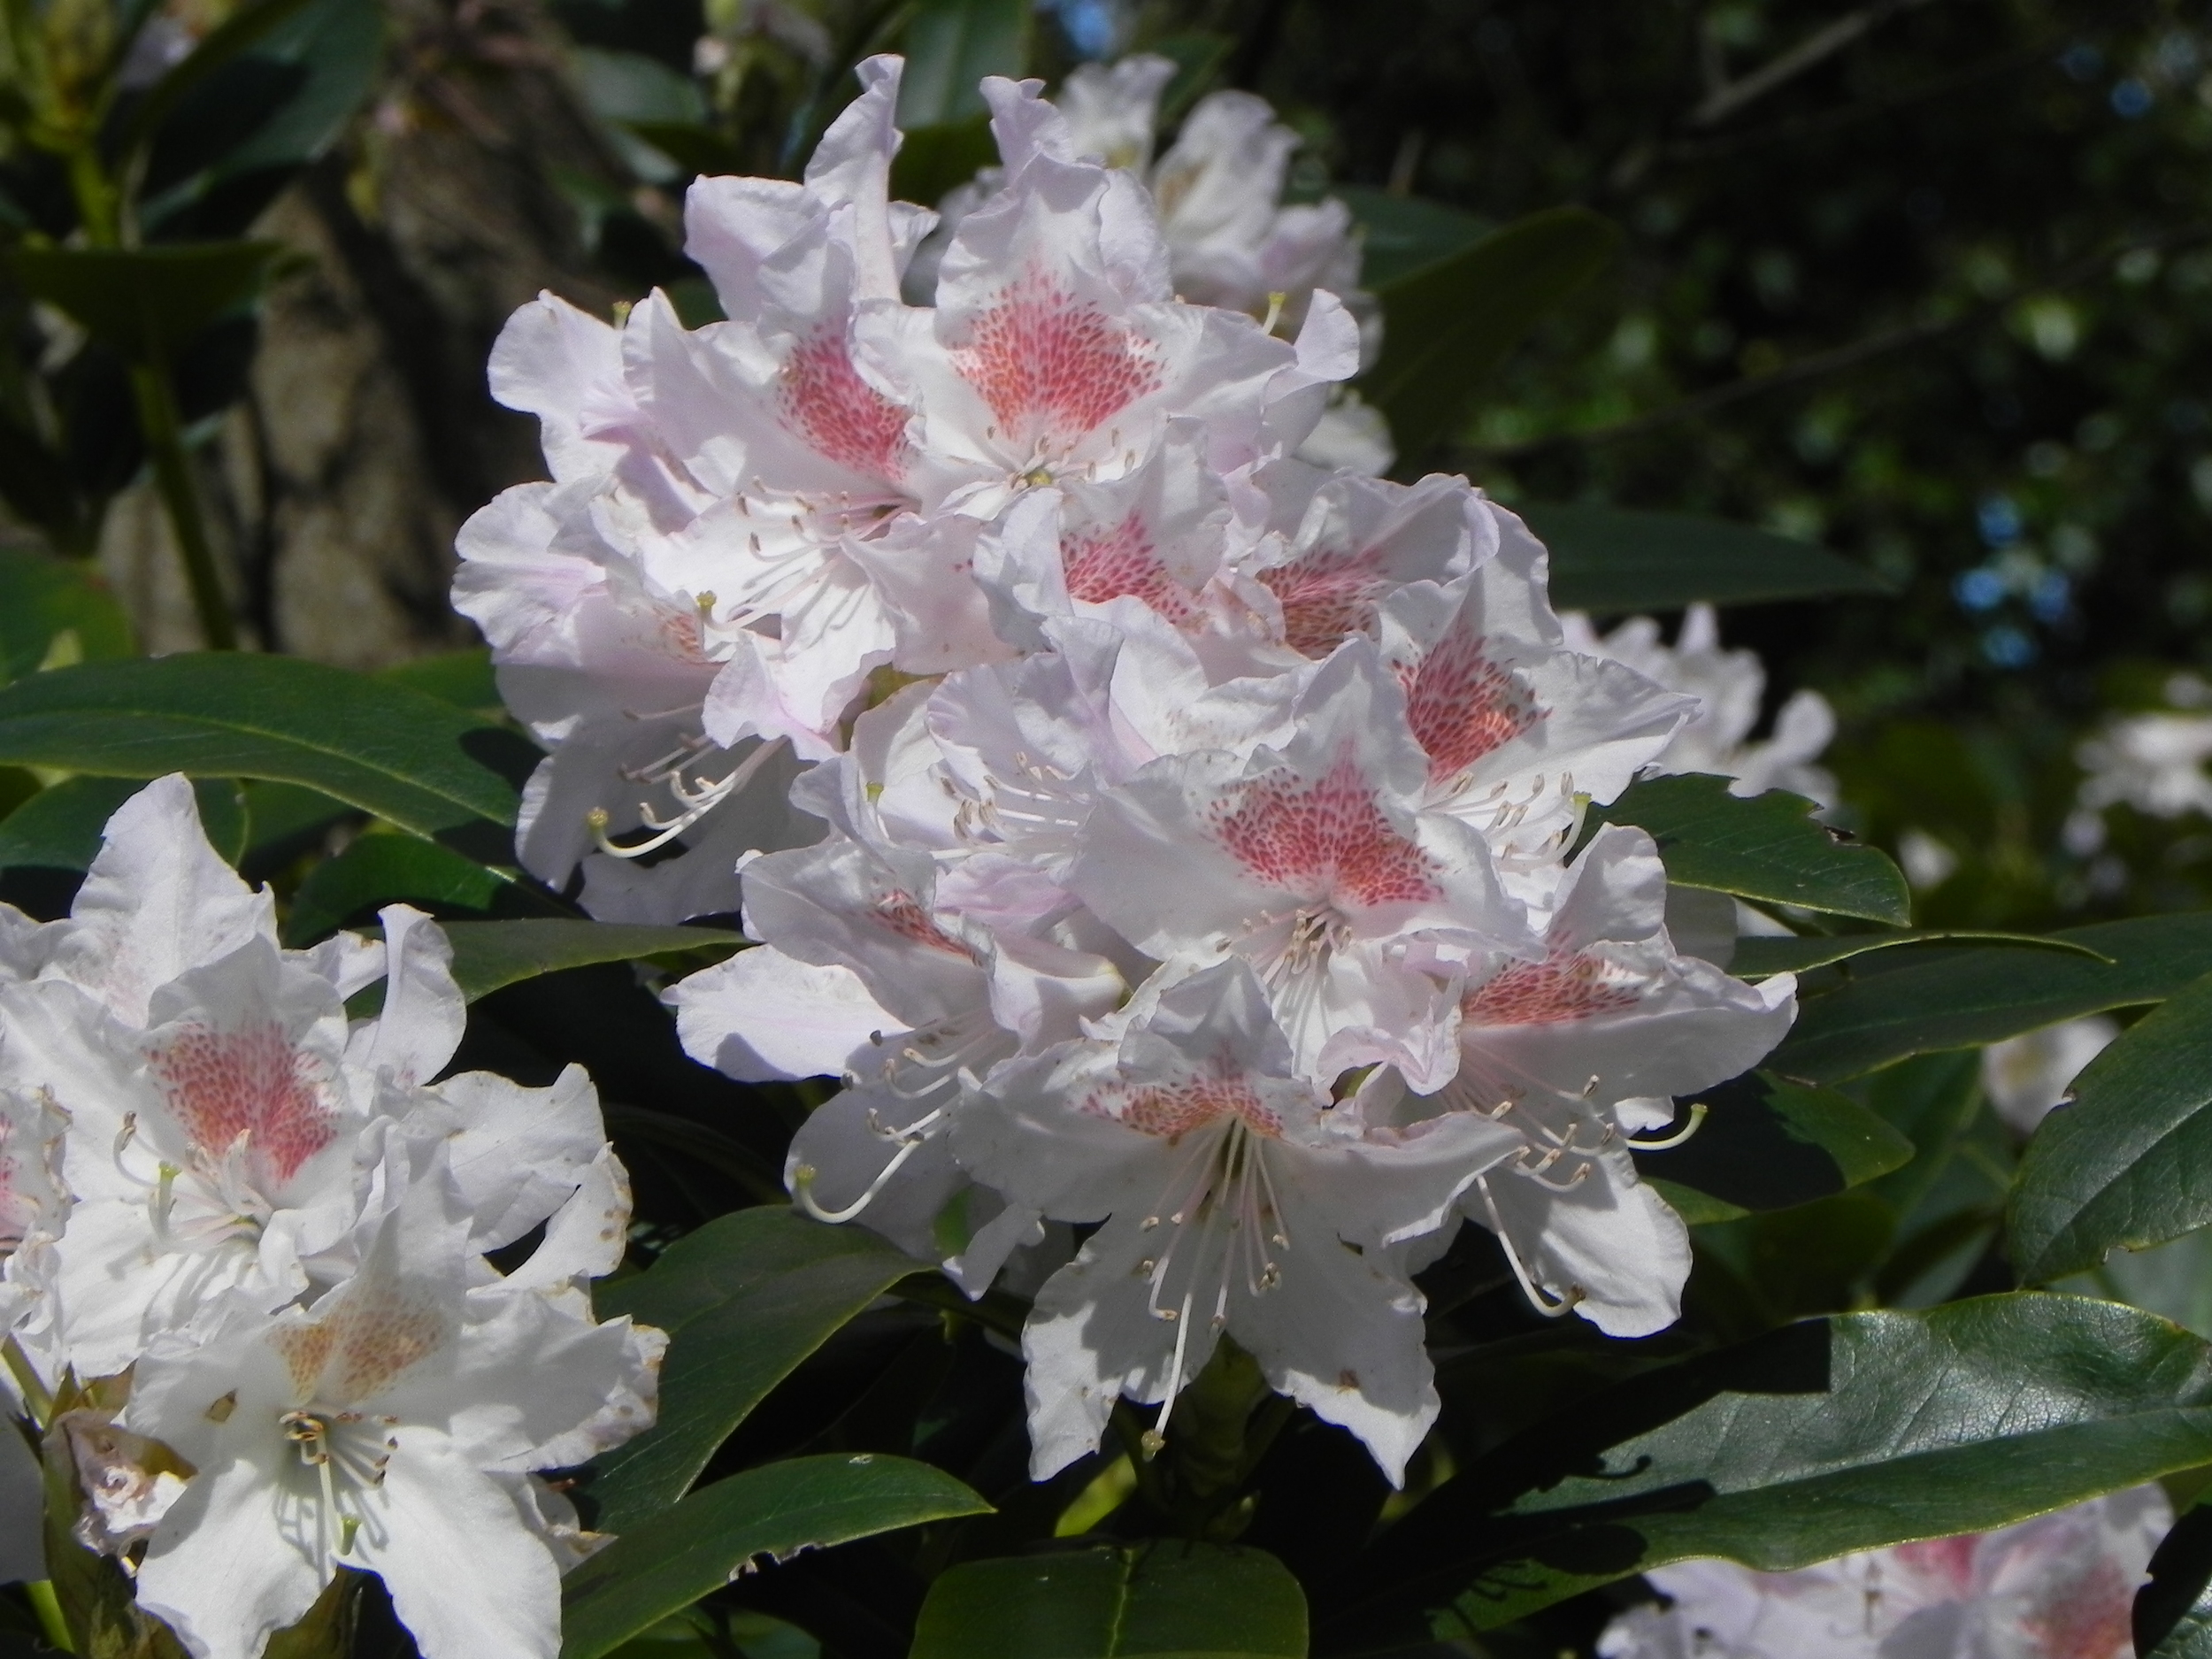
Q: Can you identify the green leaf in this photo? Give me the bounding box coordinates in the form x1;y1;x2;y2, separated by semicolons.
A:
11;242;287;362
1322;1293;2212;1640
2140;1500;2212;1659
0;774;244;872
281;833;525;945
897;0;1030;128
1150;32;1234;124
1587;773;1910;925
0;654;528;849
1337;186;1491;288
910;1543;1307;1659
1728;928;2111;979
238;779;354;864
561;1455;989;1659
376;648;499;712
2008;970;2212;1283
1523;503;1890;613
1634;1069;1914;1222
0;548;134;684
587;1208;922;1531
1770;912;2212;1083
118;0;316;158
889;116;999;211
1366;206;1620;468
576;50;709;183
434;918;742;1002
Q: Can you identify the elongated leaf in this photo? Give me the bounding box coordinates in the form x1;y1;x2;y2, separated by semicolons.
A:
436;919;742;1002
118;0;317;157
588;1208;922;1531
1729;928;2109;979
2140;1501;2212;1659
1588;773;1909;925
910;1543;1307;1659
11;242;286;362
889;116;998;211
0;655;528;848
898;0;1029;127
1525;503;1889;613
376;647;499;712
1319;1294;2212;1642
1771;912;2212;1083
0;549;133;683
1338;185;1490;287
1636;1069;1914;1224
562;1455;989;1659
2008;970;2212;1283
283;833;518;944
1367;206;1620;467
0;775;244;872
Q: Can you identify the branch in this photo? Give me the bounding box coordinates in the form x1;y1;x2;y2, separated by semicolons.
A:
1689;0;1939;129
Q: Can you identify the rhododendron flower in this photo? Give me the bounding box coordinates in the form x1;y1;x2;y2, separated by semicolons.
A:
1982;1015;2119;1134
0;1085;66;1356
956;958;1520;1483
126;1160;663;1659
1597;1486;2169;1659
0;777;626;1379
1565;603;1837;804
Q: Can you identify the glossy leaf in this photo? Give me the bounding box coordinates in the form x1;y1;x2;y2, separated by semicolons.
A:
588;1208;922;1531
0;549;134;683
2139;1501;2212;1659
889;116;998;211
1587;772;1910;925
1338;185;1490;287
11;242;287;362
0;775;245;872
1635;1069;1914;1224
376;647;499;712
561;1455;989;1659
1770;912;2212;1083
1367;206;1620;467
897;0;1030;128
2008;969;2212;1283
910;1543;1307;1659
1525;503;1889;613
0;655;528;847
1728;927;2108;979
282;833;520;945
1320;1294;2212;1641
435;918;741;1002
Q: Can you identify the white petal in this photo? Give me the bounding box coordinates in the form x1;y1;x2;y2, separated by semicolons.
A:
344;906;465;1090
671;946;899;1081
135;1448;327;1659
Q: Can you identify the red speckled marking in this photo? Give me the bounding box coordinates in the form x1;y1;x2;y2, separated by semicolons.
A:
1090;1074;1283;1141
273;1284;445;1405
1063;512;1193;618
781;326;909;479
1212;752;1440;909
873;891;973;958
1463;954;1637;1027
955;273;1162;447
148;1024;335;1183
1407;631;1542;782
2019;1556;2136;1658
1256;548;1387;657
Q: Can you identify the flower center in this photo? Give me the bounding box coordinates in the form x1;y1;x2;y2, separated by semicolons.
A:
280;1407;397;1560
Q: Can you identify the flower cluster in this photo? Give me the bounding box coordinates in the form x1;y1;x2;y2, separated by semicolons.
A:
0;776;660;1659
454;58;1801;1484
1598;1487;2168;1659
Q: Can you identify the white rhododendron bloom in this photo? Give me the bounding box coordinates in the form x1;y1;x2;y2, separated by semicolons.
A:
1565;602;1837;804
447;57;1816;1484
1597;1486;2169;1659
2077;710;2212;820
1982;1014;2119;1134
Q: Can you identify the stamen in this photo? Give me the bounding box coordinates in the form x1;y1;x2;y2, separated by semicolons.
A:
1476;1175;1584;1318
1623;1101;1709;1152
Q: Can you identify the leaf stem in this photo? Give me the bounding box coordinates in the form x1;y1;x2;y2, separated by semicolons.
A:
25;1581;72;1653
128;360;237;649
1;1334;50;1429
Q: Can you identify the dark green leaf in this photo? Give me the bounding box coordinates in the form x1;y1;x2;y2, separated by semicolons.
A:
434;918;741;1002
1635;1069;1914;1223
0;549;134;684
375;648;499;712
1729;928;2111;979
1367;206;1620;467
889;116;999;211
2139;1498;2212;1658
281;833;524;945
576;50;708;183
118;0;318;157
1338;185;1491;288
1859;1049;1986;1219
2009;969;2212;1283
1588;773;1909;925
897;0;1031;128
561;1455;989;1659
1150;31;1234;123
1525;503;1889;613
11;242;286;362
1771;912;2212;1083
0;654;526;848
620;120;745;180
0;775;245;872
238;779;354;865
1322;1294;2212;1640
588;1208;922;1531
910;1543;1307;1659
